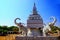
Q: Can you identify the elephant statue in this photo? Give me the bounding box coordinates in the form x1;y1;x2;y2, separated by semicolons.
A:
43;16;57;36
14;18;27;36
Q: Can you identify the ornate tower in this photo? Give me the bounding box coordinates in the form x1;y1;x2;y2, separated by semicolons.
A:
27;3;43;36
27;3;43;29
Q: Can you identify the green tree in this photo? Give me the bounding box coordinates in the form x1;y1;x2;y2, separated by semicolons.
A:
9;26;19;32
50;26;60;33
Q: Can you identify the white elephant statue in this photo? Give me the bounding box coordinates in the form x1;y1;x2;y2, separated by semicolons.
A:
43;16;57;36
14;18;27;36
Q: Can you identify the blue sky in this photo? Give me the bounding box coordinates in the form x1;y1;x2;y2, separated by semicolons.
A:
0;0;60;27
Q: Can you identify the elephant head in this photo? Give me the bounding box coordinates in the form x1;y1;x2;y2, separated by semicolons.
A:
49;16;57;26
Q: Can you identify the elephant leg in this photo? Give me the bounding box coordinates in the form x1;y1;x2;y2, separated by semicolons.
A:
43;30;46;36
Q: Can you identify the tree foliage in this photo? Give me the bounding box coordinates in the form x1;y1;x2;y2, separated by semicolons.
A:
0;25;19;36
50;26;60;33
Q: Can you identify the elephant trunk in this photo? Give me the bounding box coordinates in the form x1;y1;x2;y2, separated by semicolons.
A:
14;18;20;25
50;16;57;25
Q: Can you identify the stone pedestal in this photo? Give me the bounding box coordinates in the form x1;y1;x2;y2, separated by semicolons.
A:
15;36;59;40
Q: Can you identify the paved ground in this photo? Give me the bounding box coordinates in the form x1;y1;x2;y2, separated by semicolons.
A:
0;34;19;40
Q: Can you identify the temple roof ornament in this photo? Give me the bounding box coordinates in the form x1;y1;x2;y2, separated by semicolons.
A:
33;3;38;15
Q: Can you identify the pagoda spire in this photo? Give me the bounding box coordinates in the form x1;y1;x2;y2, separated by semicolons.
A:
33;3;38;15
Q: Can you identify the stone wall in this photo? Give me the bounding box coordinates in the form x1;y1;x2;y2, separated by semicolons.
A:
15;36;59;40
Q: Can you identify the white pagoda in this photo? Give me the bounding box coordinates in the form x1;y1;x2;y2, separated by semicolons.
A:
27;3;43;36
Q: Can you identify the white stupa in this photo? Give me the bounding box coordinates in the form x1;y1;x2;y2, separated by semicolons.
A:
27;3;43;36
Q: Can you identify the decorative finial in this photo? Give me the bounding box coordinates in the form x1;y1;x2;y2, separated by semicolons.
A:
34;2;35;6
33;2;38;15
33;2;36;8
